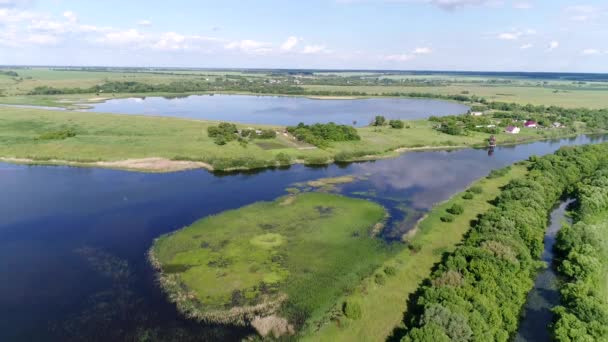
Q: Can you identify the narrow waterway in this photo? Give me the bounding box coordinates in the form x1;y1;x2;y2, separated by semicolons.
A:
514;199;574;342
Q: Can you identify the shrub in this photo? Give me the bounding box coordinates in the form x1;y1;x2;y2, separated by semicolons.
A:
372;115;386;126
469;185;483;194
257;129;277;139
207;122;238;145
389;120;405;129
462;192;474;200
487;166;511;179
343;299;362;320
287;122;360;148
374;273;386;285
446;204;464;215
440;214;455;223
38;128;77;140
274;153;292;166
384;266;397;276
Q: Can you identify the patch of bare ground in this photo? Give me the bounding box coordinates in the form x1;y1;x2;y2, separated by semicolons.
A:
0;157;212;172
251;315;295;338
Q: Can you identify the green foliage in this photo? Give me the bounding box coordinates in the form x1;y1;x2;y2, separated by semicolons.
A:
552;169;608;341
286;122;360;148
384;266;397;276
374;273;386;285
487;166;512;179
403;144;608;341
440;214;455;223
389;120;405;129
207;122;237;145
462;192;474;200
446;204;464;215
469;185;483;194
274;152;292;166
373;116;386;126
257;129;277;139
343;299;362;320
37;128;77;140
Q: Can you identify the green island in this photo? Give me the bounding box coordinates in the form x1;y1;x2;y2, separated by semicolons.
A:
149;192;392;338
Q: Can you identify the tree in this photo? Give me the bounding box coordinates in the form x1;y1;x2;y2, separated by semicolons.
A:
373;115;386;126
389;120;405;129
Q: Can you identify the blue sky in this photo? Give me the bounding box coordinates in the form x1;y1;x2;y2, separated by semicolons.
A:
1;0;607;72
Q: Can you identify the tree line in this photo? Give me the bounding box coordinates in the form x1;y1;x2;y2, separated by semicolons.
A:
552;168;608;341
401;143;608;341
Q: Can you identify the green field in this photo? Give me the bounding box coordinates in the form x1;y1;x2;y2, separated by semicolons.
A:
150;192;391;336
0;106;582;172
302;164;528;341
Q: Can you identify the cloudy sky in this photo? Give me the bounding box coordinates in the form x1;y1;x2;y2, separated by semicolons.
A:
1;0;607;72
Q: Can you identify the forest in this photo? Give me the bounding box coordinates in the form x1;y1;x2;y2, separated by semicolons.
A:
401;143;608;341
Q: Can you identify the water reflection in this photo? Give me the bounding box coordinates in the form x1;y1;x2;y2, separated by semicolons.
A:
1;134;607;341
84;94;470;126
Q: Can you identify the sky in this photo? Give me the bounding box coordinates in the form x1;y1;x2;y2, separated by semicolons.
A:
0;0;607;72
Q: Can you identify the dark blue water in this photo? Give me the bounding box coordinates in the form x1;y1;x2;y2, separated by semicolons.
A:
1;134;607;341
83;94;469;126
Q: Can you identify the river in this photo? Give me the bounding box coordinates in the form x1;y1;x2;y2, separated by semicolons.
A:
1;134;606;341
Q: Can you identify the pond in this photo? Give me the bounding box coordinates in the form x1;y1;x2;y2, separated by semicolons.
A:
82;94;470;126
1;134;607;341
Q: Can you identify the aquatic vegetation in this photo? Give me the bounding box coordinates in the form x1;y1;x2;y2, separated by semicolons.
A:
150;192;390;334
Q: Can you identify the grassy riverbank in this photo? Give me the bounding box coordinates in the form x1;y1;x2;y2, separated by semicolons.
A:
0;106;590;172
150;192;390;336
301;164;528;341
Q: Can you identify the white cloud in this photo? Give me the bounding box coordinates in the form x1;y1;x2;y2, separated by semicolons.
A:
548;40;559;51
280;36;299;51
0;0;31;8
520;43;533;49
63;11;77;23
26;33;59;45
383;53;414;62
582;48;601;56
225;39;272;54
413;47;432;54
137;19;152;27
497;28;536;41
302;44;327;54
98;29;147;46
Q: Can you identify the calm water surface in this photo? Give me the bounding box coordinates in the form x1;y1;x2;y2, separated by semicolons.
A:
514;199;574;342
1;134;606;341
83;94;470;126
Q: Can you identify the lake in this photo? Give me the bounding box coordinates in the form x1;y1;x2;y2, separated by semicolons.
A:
1;134;607;341
82;94;470;126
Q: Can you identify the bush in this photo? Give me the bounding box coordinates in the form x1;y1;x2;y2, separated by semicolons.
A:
469;185;483;194
287;122;360;148
487;166;511;179
343;299;362;320
274;152;292;166
440;214;455;223
372;115;386;126
389;120;405;129
207;122;238;145
38;128;77;140
257;129;277;139
384;266;397;276
446;204;464;215
374;273;386;285
462;192;474;200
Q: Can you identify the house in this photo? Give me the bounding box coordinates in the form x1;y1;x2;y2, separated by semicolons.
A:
470;111;484;116
524;120;538;128
505;126;520;134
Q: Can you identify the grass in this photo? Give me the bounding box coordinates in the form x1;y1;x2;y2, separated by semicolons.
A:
150;192;392;331
301;163;528;341
0;106;591;171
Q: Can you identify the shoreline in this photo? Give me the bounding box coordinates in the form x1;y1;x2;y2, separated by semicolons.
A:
0;131;602;173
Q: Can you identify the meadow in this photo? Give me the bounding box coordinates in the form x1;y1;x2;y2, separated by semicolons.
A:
0;106;583;172
150;192;391;336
